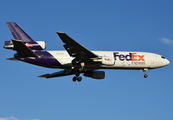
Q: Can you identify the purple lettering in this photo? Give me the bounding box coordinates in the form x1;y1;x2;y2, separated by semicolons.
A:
119;54;125;61
114;52;132;61
125;53;132;61
114;52;119;60
114;52;145;61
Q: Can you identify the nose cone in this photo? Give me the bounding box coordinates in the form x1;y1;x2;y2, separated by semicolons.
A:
166;59;170;65
164;59;170;66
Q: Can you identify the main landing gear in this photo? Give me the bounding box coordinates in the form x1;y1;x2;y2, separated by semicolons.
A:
143;68;148;78
73;76;82;82
72;71;82;82
71;60;84;82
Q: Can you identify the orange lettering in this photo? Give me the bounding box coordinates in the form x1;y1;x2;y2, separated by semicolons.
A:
131;53;137;61
138;55;145;61
26;43;33;47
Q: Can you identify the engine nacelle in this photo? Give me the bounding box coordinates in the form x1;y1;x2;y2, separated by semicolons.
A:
4;40;46;50
36;41;46;50
84;71;105;79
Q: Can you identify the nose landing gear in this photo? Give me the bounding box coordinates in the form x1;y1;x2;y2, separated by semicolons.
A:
144;74;148;78
143;68;148;78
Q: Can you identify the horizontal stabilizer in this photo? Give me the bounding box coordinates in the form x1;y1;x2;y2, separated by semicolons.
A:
7;57;18;61
12;39;39;57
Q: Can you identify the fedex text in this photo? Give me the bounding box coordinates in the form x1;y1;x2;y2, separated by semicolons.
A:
114;52;145;61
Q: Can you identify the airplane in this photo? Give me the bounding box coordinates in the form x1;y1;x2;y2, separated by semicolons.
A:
4;22;170;82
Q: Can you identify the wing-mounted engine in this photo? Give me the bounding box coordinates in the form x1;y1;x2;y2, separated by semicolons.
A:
92;56;115;66
84;71;105;79
4;40;46;50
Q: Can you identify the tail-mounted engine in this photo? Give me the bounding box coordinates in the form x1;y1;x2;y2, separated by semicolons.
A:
4;40;46;50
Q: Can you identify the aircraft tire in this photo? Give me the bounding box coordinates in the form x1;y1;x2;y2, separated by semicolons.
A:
77;76;82;82
144;74;148;78
73;76;77;82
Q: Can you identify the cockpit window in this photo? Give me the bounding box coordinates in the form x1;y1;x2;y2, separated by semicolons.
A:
161;56;165;59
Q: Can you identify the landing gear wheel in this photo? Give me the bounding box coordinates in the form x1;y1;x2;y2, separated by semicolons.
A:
144;74;148;78
143;68;148;78
73;77;77;82
77;76;82;82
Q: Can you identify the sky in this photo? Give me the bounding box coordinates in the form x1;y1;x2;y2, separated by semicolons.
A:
0;0;173;120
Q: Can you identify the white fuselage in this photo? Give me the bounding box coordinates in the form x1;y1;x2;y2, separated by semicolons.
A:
48;50;170;70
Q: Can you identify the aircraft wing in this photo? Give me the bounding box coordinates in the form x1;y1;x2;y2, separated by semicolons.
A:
38;70;75;78
57;32;98;59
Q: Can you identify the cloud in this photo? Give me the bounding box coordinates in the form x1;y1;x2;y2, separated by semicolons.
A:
0;117;39;120
0;117;18;120
159;37;173;45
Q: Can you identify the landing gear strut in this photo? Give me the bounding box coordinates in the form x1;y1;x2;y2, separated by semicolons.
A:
71;60;85;82
143;68;148;78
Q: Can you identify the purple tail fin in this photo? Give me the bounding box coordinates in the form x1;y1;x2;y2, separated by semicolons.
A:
7;22;37;43
4;22;46;50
